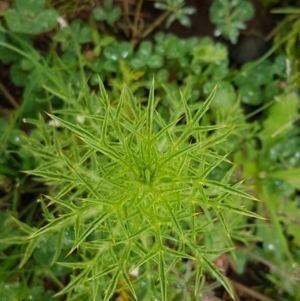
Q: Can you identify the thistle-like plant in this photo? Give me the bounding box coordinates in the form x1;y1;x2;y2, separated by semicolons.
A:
23;79;259;300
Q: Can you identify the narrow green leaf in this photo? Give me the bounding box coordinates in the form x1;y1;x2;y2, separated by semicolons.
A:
215;210;231;240
48;114;128;165
50;230;64;266
88;264;118;281
190;202;196;240
54;272;87;296
199;128;232;149
203;256;234;299
68;212;110;255
180;89;192;124
155;110;175;144
99;144;128;165
194;264;203;297
152;121;175;142
47;113;96;142
147;77;155;138
19;236;39;268
160;143;199;166
68;169;103;200
0;236;26;244
134;246;158;268
200;154;229;179
191;124;227;133
74;215;80;246
28;215;74;239
57;261;90;269
159;251;167;301
197;184;209;207
98;76;109;107
121;266;138;300
192;85;217;124
201;247;233;255
162;200;184;238
103;270;121;301
10;216;34;235
24;169;75;182
200;179;259;201
163;247;195;261
55;182;79;199
124;85;139;120
101;107;110;139
218;202;264;219
120;120;144;138
91;278;100;301
45;195;77;212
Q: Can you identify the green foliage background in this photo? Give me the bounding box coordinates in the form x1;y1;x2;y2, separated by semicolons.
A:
0;0;300;300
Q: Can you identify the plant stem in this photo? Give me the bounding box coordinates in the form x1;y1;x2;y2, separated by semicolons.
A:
244;20;300;72
245;250;278;272
131;0;144;43
0;80;19;109
230;279;274;301
122;0;132;37
245;98;277;120
141;10;170;40
265;15;297;42
271;114;300;138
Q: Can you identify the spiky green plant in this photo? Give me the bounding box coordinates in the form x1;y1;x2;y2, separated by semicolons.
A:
22;79;259;300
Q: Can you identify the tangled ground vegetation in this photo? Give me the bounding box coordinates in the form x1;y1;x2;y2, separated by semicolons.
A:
0;0;300;300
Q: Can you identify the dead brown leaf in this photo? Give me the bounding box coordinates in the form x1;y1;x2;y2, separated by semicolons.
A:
0;1;9;16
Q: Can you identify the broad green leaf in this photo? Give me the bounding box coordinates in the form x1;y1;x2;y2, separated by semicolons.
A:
268;168;300;190
93;7;106;21
16;0;45;15
193;44;227;62
260;92;298;149
107;7;122;24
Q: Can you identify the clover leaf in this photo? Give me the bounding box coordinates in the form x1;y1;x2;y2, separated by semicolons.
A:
93;0;122;25
5;0;57;34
